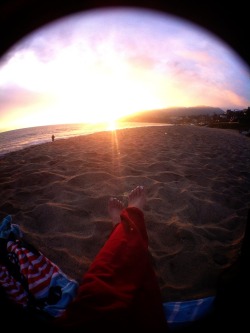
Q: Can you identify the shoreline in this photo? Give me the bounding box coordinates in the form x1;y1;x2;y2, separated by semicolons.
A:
0;122;172;157
1;120;249;158
1;124;250;301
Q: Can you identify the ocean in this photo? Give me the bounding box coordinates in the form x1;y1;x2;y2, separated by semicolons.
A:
0;122;170;156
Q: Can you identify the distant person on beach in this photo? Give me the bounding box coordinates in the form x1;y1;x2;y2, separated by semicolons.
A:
51;134;55;142
0;186;168;332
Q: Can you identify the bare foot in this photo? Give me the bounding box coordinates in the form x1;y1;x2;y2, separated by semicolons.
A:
128;186;146;211
108;197;124;226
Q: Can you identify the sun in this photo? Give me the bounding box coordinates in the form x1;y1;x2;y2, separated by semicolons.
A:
106;120;117;131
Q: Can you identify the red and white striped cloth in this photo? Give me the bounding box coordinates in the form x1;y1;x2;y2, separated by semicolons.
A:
0;240;61;306
0;265;28;306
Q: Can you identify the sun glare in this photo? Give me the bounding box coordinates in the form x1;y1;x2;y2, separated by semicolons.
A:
106;120;117;131
0;7;249;131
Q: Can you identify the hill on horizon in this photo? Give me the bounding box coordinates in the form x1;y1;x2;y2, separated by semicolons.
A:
119;106;224;123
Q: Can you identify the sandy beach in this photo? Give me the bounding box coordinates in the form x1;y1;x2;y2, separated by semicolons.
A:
1;124;250;302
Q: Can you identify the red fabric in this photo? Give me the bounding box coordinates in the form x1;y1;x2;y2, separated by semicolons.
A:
55;207;168;332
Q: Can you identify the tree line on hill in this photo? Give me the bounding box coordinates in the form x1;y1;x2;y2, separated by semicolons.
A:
119;106;250;130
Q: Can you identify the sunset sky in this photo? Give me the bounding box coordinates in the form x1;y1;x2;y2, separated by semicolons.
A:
0;7;249;132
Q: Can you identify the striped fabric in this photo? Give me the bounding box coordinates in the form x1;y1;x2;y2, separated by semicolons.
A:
1;233;79;318
163;296;215;329
7;240;60;298
0;265;28;306
0;240;61;305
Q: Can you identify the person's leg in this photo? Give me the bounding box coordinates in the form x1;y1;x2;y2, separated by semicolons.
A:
107;197;124;226
121;185;148;243
55;186;167;332
124;186;167;331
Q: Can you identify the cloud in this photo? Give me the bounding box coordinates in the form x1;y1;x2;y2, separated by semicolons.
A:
0;84;54;112
0;7;249;130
